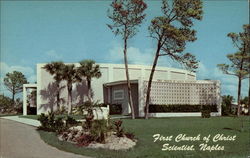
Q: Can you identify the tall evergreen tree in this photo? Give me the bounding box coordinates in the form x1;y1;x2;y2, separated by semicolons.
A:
4;71;28;104
218;24;250;116
144;0;202;119
107;0;147;119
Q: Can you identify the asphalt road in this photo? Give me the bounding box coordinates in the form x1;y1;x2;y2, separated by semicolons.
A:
0;118;90;158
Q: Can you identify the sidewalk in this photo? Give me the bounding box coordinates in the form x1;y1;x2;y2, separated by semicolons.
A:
1;115;130;127
0;119;89;158
1;115;41;127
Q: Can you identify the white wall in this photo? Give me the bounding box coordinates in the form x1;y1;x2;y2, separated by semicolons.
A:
36;63;196;114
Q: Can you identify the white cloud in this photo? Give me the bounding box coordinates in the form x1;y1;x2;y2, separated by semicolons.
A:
196;61;249;99
45;50;62;60
107;44;153;65
107;44;175;67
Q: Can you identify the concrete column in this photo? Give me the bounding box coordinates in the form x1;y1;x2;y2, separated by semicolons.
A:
138;77;145;117
23;86;27;115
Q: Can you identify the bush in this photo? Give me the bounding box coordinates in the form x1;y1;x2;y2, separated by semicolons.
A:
65;116;79;128
149;104;218;113
0;95;13;108
54;106;67;115
37;112;67;133
54;117;66;133
0;95;23;114
76;134;94;147
201;106;211;118
222;104;230;116
114;120;124;137
125;132;135;140
73;101;102;115
90;120;109;143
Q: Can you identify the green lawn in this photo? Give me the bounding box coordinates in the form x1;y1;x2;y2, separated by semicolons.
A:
37;116;250;158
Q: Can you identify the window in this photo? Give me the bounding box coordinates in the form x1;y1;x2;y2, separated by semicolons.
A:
113;90;124;100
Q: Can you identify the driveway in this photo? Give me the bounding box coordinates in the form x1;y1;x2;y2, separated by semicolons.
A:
0;118;90;158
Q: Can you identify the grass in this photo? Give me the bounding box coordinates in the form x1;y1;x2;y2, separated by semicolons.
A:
37;116;250;158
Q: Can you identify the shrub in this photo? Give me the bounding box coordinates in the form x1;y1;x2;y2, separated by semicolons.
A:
54;117;66;133
114;120;124;137
0;95;13;108
73;101;102;115
90;120;109;143
125;132;135;140
37;112;66;133
0;95;23;114
38;113;50;130
222;103;230;116
201;106;211;118
65;116;79;128
76;134;94;147
54;106;67;115
83;109;94;131
149;104;218;113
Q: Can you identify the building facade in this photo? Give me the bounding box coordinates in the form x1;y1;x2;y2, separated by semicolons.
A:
23;63;221;117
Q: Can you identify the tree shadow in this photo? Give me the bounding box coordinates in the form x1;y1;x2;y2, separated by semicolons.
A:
72;81;88;106
39;82;65;112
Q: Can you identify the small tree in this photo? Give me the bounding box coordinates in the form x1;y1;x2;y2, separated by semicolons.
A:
107;0;147;119
62;64;80;115
218;24;250;116
144;0;203;119
4;71;28;104
43;61;64;110
78;60;102;102
222;95;234;115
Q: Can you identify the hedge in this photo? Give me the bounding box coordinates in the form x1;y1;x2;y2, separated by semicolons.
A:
149;104;218;113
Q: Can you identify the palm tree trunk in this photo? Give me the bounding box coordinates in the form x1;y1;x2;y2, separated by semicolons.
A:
56;82;60;110
145;41;161;119
12;89;15;106
237;76;242;116
123;38;135;119
67;84;72;115
87;79;92;102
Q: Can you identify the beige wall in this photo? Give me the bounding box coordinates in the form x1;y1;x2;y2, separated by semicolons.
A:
36;63;196;114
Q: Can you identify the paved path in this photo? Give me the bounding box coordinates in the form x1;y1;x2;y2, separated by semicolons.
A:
0;119;90;158
1;116;41;127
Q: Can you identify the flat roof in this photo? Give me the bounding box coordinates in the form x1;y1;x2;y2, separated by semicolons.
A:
103;80;138;87
23;84;37;88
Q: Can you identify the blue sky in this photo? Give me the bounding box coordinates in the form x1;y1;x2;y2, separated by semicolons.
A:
0;0;249;100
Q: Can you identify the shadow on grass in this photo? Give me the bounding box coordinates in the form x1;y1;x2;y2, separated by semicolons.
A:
223;127;241;132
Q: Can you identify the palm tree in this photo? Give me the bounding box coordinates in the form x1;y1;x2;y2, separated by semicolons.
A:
62;64;80;114
77;60;102;102
43;61;64;110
